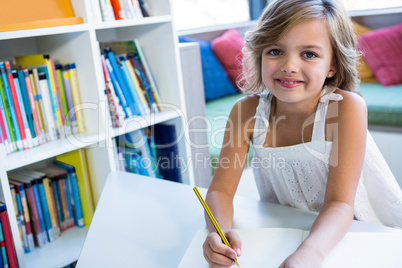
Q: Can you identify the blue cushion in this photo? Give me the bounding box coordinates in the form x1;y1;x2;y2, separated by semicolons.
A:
179;36;238;102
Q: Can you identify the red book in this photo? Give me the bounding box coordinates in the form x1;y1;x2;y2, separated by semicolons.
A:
0;204;18;268
4;61;28;149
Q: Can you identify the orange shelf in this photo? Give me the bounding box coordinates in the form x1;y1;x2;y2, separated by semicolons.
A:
0;0;83;32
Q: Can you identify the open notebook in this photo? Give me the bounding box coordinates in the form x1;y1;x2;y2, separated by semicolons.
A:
179;228;402;268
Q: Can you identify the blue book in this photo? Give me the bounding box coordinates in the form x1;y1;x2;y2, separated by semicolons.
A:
154;124;182;183
119;56;145;115
0;74;13;153
13;71;33;149
105;49;139;116
131;54;158;113
37;179;55;242
15;193;29;253
104;56;130;118
54;161;84;227
0;62;22;151
17;70;37;146
52;179;65;230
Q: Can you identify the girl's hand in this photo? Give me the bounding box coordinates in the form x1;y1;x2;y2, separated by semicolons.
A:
203;229;242;268
279;244;324;268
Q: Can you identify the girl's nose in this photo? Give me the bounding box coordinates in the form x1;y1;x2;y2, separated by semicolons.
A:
280;55;299;74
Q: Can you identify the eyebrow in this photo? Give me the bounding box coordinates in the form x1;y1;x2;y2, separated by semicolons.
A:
271;43;324;51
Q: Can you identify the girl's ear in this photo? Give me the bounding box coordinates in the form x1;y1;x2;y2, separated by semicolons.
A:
328;60;337;78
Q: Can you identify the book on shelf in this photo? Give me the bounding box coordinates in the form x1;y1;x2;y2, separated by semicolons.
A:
56;149;94;227
0;62;23;151
0;203;18;268
153;123;182;183
118;128;158;178
100;40;161;125
101;55;125;128
0;54;86;156
99;0;116;22
10;184;29;254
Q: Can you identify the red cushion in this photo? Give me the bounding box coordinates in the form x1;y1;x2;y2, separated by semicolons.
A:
358;23;402;86
211;29;244;91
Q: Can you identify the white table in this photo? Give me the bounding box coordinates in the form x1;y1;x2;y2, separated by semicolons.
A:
76;171;399;268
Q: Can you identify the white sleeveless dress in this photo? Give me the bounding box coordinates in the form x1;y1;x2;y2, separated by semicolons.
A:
252;87;402;228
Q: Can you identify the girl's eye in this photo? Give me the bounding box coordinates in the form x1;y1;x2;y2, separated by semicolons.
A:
303;51;317;58
268;49;282;56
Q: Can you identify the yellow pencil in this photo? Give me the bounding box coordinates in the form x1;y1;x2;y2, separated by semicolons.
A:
193;187;241;268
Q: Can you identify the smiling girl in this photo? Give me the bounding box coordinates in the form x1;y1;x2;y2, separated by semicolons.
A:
202;0;402;267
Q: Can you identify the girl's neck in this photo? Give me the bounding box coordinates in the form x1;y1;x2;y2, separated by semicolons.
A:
272;93;321;120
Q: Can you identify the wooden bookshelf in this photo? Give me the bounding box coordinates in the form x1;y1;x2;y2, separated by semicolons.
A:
0;0;194;267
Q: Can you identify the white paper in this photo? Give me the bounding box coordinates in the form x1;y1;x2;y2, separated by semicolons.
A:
179;228;402;268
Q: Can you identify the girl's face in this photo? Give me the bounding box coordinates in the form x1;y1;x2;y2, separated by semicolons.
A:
261;19;336;105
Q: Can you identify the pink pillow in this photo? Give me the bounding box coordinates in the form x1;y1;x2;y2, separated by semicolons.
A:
211;29;244;91
357;23;402;86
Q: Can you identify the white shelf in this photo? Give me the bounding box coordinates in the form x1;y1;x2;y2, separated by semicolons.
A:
92;15;172;30
4;133;105;171
110;110;182;138
24;227;88;268
0;24;90;41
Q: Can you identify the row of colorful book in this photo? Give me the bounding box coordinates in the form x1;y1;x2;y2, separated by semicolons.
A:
100;40;162;128
116;124;182;183
99;0;153;22
0;203;18;268
0;55;85;157
8;149;94;254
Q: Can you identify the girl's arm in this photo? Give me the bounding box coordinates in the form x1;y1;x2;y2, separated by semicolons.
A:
203;95;259;267
280;90;368;267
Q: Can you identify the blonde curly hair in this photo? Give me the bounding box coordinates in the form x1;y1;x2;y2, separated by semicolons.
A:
238;0;360;94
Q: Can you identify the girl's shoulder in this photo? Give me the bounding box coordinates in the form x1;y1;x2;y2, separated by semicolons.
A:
230;94;261;120
332;89;367;116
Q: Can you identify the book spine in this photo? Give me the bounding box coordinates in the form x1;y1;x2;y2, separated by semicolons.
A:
61;65;78;134
134;40;161;110
58;179;68;230
0;208;18;268
0;220;8;268
62;178;74;228
0;62;22;151
99;0;116;22
37;66;61;139
55;65;71;135
12;72;34;149
125;58;150;114
37;181;55;242
128;56;158;113
120;57;145;115
51;179;65;231
15;193;29;253
67;63;86;133
110;0;126;20
104;57;131;118
106;50;138;116
131;0;143;18
0;102;10;155
31;182;49;244
101;55;126;126
30;70;47;144
24;183;45;247
5;62;28;150
54;161;84;227
38;72;57;141
0;72;15;154
49;59;65;137
48;182;60;232
16;184;35;252
24;69;43;145
17;70;38;148
42;178;60;238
